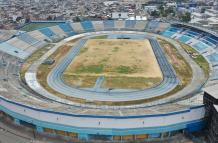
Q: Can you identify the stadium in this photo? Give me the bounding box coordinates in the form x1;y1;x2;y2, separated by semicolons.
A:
0;20;218;142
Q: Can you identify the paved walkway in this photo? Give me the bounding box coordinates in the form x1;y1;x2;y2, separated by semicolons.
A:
93;76;105;91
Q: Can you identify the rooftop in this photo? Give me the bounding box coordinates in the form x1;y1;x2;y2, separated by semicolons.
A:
204;84;218;99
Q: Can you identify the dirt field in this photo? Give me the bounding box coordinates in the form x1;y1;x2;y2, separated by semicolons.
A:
63;39;163;89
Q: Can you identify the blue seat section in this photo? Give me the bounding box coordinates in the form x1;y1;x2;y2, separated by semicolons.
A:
125;20;136;29
161;30;176;38
192;42;208;51
168;27;180;32
184;33;196;38
203;36;217;45
161;27;181;38
178;35;192;43
207;53;218;62
39;28;56;38
211;68;218;80
0;43;29;59
80;21;94;32
209;35;218;42
18;33;39;45
186;30;199;36
200;39;215;47
58;23;75;36
103;20;115;30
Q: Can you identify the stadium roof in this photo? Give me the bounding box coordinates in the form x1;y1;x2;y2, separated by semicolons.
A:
214;105;218;112
204;84;218;99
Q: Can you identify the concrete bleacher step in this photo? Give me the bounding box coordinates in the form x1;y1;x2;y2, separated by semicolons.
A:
32;41;47;49
70;22;85;33
91;21;104;31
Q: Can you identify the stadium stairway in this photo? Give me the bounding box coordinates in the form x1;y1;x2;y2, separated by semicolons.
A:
91;21;104;31
80;21;95;32
58;23;76;36
70;22;85;34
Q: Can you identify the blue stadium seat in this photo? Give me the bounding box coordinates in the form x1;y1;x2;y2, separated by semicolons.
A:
192;42;208;51
178;35;192;43
200;39;215;47
203;37;217;45
125;20;136;29
209;35;218;41
168;27;180;32
211;68;218;80
39;28;56;38
80;21;94;32
207;53;218;63
103;20;115;30
58;23;75;36
161;30;176;38
185;30;199;37
18;33;39;45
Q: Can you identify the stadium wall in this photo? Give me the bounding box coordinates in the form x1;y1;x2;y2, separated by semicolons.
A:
203;87;218;143
0;95;206;140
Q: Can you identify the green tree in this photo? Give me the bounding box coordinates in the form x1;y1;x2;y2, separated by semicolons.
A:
180;12;191;22
159;5;164;14
150;10;160;18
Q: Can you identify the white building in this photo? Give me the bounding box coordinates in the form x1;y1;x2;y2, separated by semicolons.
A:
112;12;128;19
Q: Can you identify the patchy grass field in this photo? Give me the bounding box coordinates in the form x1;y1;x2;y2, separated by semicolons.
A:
180;43;209;78
158;38;192;89
63;39;163;89
91;35;108;39
20;22;63;32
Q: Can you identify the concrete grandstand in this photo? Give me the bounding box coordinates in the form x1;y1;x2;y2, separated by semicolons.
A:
0;20;217;142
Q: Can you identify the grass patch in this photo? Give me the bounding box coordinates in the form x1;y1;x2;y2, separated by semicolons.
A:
20;22;63;32
112;47;120;52
180;43;209;78
103;76;162;89
63;74;162;89
79;47;88;54
115;66;134;74
63;75;98;87
75;64;104;74
99;58;109;64
91;35;108;39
